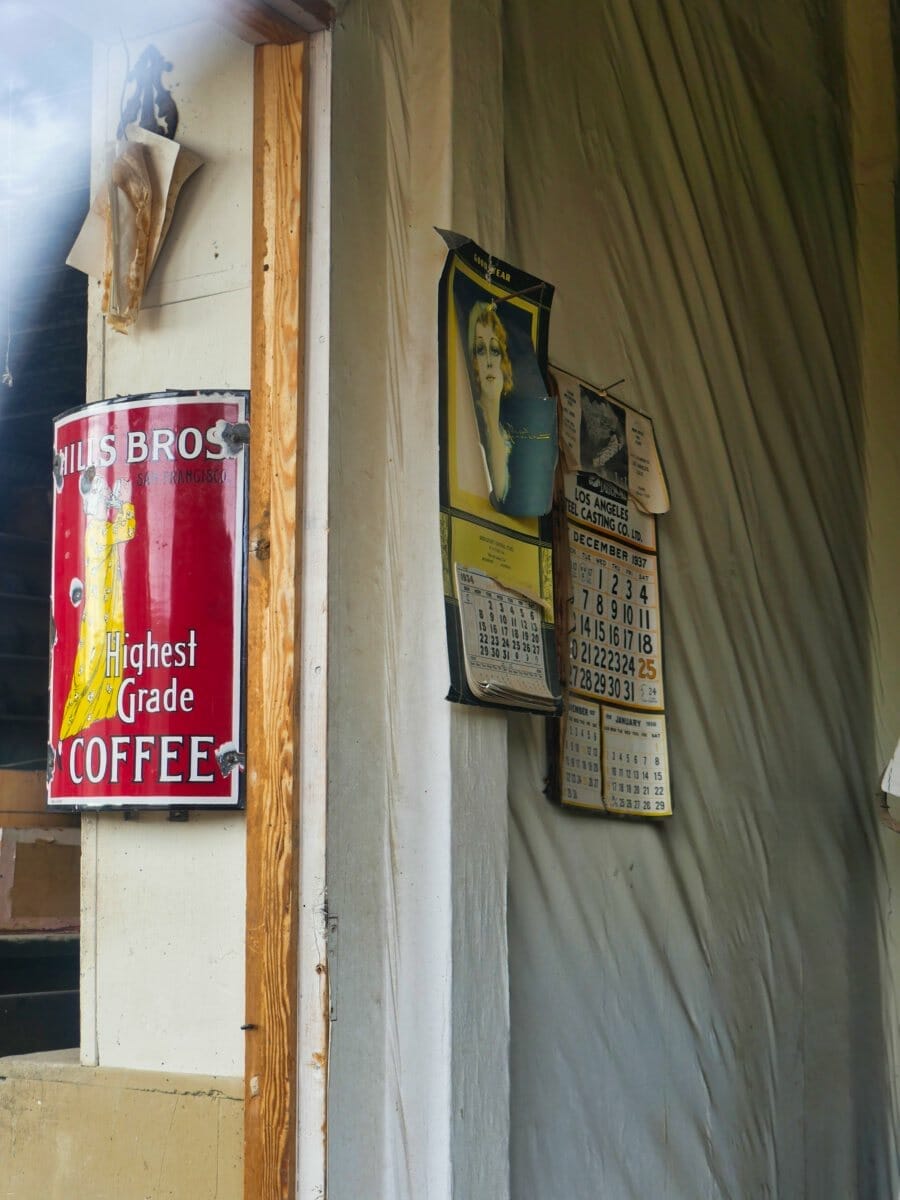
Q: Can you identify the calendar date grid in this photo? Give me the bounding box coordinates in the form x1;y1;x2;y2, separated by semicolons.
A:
567;542;664;711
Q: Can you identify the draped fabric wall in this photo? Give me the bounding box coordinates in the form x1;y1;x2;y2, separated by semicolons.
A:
328;1;897;1194
503;2;897;1196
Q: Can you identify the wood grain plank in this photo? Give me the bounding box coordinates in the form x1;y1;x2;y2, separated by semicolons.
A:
0;770;79;830
245;40;306;1200
0;771;49;811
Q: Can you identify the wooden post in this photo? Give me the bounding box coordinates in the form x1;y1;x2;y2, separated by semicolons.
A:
245;39;306;1200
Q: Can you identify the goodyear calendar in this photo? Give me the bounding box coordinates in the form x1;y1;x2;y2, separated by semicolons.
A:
551;368;672;817
438;232;562;714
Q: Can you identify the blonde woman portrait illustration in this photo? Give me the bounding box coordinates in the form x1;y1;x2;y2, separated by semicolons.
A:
59;472;136;740
462;293;558;518
468;300;514;506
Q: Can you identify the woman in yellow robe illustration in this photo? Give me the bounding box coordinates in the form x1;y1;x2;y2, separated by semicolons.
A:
59;473;135;740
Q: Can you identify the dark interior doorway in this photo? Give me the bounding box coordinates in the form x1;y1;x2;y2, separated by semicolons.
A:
0;7;91;1055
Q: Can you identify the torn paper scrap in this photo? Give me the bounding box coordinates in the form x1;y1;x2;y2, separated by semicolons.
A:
881;737;900;798
105;142;152;332
552;366;670;514
66;127;202;333
126;125;202;275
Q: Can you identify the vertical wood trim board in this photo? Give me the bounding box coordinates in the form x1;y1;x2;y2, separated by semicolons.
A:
245;39;306;1200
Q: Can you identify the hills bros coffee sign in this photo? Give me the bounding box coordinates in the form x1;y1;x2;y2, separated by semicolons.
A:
48;391;249;809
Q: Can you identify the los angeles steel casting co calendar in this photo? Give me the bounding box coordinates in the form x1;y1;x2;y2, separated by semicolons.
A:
551;368;671;817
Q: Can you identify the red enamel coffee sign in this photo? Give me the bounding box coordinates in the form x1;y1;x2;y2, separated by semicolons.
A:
48;391;248;808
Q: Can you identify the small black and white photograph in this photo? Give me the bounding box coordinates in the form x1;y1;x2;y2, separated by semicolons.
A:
579;386;629;491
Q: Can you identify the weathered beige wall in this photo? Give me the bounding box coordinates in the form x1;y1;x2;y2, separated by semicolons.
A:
0;1051;242;1200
